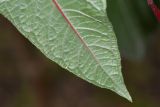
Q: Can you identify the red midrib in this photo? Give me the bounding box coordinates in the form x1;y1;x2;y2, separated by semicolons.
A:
52;0;99;62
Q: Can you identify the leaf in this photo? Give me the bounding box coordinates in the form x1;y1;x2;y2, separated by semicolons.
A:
0;0;132;101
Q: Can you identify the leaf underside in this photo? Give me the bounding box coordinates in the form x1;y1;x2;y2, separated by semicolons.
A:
0;0;132;101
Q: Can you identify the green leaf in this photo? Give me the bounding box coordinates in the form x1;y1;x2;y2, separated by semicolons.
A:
0;0;132;101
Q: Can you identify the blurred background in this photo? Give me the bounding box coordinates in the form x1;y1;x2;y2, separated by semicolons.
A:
0;0;160;107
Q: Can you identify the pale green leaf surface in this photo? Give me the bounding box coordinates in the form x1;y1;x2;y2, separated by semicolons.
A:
0;0;132;101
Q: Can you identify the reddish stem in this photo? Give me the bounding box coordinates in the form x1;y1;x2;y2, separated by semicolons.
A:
147;0;160;22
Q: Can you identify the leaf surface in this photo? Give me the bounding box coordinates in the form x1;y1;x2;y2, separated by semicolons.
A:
0;0;132;101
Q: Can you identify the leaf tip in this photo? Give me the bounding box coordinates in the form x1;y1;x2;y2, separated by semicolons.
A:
117;86;132;102
111;82;132;102
124;91;133;103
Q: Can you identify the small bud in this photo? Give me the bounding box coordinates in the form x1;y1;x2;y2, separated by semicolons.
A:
147;0;160;22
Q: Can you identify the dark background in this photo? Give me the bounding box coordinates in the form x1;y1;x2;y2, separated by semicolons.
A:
0;0;160;107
